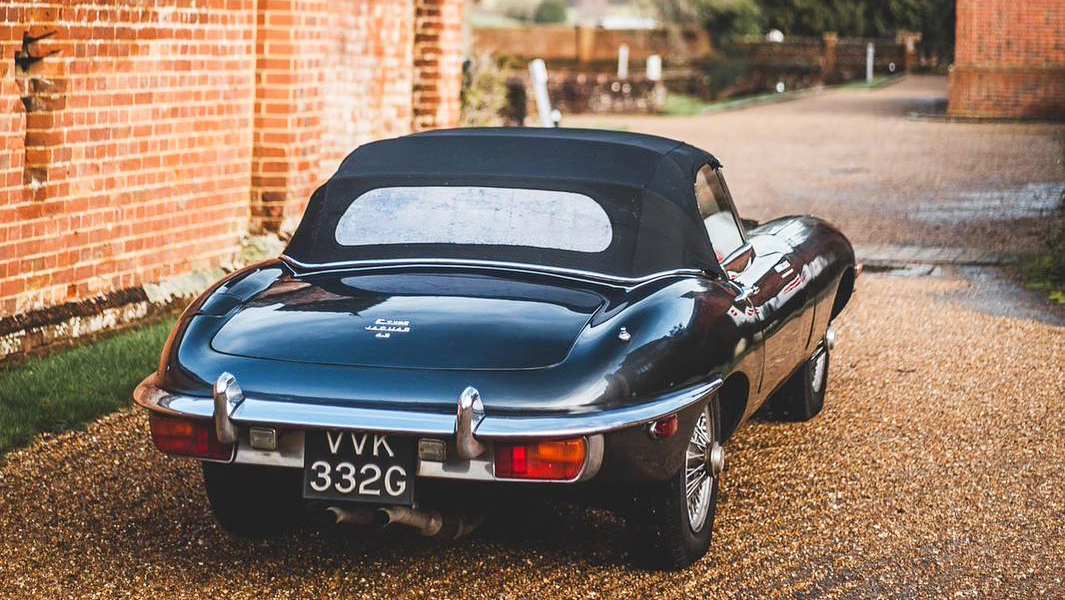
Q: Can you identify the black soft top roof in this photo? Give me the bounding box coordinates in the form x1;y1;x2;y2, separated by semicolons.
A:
339;127;719;187
285;128;723;279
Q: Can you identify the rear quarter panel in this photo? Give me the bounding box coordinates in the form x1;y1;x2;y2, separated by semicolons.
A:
753;215;857;361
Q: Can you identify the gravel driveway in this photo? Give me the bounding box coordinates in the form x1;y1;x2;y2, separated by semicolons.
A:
2;76;1063;599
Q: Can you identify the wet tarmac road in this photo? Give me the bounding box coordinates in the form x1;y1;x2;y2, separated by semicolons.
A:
2;76;1064;599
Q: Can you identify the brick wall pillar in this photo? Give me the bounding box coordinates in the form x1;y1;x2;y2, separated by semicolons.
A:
895;30;921;73
821;32;838;84
576;24;596;63
250;0;328;234
252;0;426;235
948;0;1065;119
413;0;464;131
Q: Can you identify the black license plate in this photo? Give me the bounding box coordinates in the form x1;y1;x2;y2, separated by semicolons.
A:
302;430;416;505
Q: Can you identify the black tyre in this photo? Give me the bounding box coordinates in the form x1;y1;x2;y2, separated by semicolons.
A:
202;462;304;538
771;343;830;422
626;400;724;570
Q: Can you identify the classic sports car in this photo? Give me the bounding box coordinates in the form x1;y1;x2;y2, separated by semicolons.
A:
135;128;857;569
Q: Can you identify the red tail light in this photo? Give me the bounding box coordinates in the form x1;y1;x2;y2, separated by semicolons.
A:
648;414;679;438
149;413;233;460
494;438;586;480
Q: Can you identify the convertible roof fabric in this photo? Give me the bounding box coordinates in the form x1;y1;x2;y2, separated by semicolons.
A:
285;128;724;279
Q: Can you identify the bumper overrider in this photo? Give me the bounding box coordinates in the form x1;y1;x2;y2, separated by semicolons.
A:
134;373;723;484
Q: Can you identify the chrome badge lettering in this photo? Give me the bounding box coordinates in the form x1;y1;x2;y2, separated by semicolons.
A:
365;318;411;339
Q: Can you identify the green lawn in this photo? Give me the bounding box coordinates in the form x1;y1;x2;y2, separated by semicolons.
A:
661;75;902;116
661;90;803;116
837;74;901;89
0;316;175;456
1020;192;1065;305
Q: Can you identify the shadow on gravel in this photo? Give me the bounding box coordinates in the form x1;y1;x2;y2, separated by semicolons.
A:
48;450;635;577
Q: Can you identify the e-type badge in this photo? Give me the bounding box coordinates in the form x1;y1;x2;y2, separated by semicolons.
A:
365;318;411;339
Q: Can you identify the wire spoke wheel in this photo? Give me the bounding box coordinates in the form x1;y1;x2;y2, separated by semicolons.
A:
628;399;723;569
685;409;714;532
811;348;828;394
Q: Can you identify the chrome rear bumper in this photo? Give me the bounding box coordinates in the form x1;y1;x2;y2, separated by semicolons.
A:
134;374;723;439
134;374;722;483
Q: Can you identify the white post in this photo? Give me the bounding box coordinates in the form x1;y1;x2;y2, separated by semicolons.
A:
617;43;629;79
866;42;875;83
529;59;553;128
646;54;662;81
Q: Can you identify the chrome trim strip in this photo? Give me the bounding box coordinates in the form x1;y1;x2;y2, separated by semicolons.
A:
721;242;754;267
135;380;215;419
279;254;704;286
578;434;604;481
234;397;458;435
417;454;495;481
135;376;723;440
472;379;723;439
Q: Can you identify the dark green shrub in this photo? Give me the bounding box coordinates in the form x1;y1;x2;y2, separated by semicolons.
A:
1021;189;1065;304
533;0;567;24
461;53;513;127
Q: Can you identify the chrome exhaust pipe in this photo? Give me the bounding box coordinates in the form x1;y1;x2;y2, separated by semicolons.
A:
327;505;377;526
376;506;486;540
450;514;486;539
329;505;484;539
376;506;444;537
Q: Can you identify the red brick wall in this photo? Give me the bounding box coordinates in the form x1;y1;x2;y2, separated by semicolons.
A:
472;25;710;64
0;2;256;317
413;0;464;131
0;0;464;318
0;25;26;311
948;0;1065;119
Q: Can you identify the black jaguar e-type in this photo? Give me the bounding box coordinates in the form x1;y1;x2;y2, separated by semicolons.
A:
135;128;857;569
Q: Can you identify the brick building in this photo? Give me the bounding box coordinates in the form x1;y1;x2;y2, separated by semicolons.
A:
948;0;1065;119
0;0;464;330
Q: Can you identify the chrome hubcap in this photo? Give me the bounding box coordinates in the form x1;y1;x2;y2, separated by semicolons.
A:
811;349;827;394
710;442;725;477
684;409;720;532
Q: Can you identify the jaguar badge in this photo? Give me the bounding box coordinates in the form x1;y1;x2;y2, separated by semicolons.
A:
365;318;411;339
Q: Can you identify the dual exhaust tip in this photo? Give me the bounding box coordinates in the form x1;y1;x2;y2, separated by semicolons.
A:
327;505;484;540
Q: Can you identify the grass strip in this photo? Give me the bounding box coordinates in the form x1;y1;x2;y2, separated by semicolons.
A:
1019;190;1065;305
661;74;903;116
0;316;175;456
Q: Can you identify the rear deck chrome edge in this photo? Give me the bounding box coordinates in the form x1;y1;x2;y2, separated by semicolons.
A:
473;379;722;438
134;376;723;439
134;378;215;419
279;254;704;286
